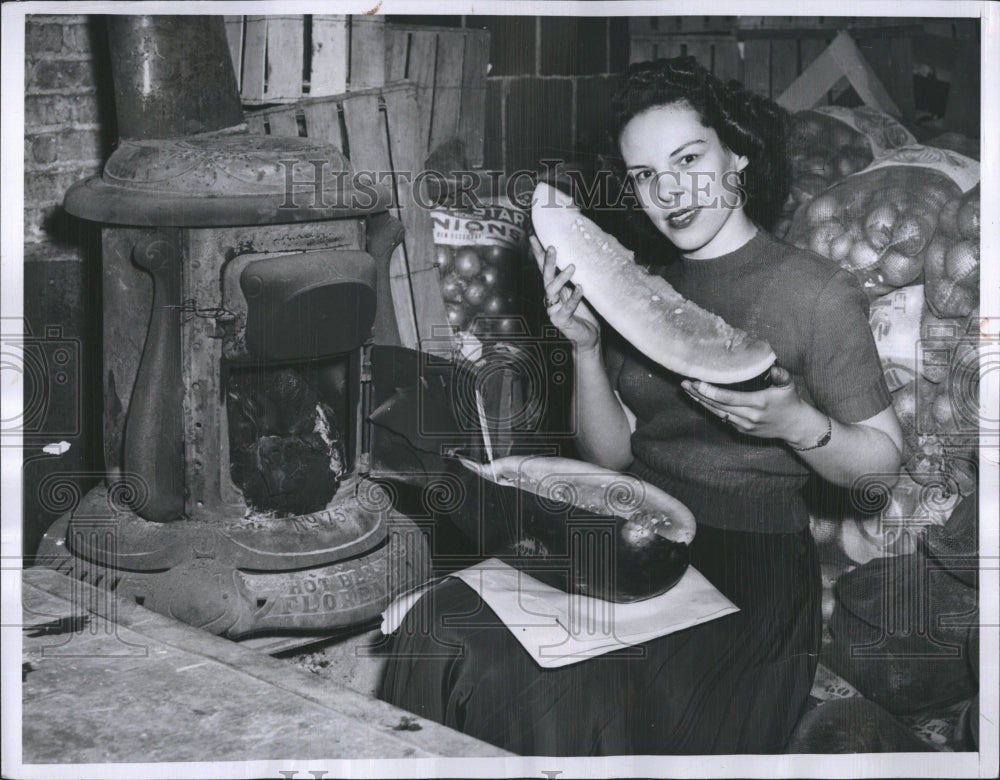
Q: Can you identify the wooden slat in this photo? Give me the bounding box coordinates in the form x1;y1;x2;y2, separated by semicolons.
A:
343;90;422;348
630;37;656;63
264;16;305;101
826;31;901;117
245;112;267;135
681;38;713;66
776;46;843;111
428;31;465;154
310;15;349;97
770;38;800;98
742;39;771;97
713;37;742;82
458;29;490;168
884;35;916;120
241;16;268;103
265;108;300;138
382;84;449;348
385;27;410;81
800;38;831;105
407;30;438;159
942;42;980;136
800;37;828;72
302;100;344;150
341;92;390;173
349;16;386;90
224;16;245;87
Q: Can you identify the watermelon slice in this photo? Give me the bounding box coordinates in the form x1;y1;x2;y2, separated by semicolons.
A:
458;454;695;602
531;183;776;384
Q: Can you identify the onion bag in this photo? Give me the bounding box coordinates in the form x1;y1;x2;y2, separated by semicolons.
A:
776;107;916;236
431;196;540;339
785;145;979;303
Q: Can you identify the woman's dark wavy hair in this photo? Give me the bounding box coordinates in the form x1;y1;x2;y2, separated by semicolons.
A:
611;56;791;232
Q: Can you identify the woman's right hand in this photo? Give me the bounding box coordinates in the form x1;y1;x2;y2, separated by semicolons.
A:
530;235;601;352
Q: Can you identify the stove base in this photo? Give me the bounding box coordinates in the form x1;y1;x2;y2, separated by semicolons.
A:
36;489;431;639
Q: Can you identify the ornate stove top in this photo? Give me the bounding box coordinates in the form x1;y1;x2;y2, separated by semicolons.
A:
64;132;392;227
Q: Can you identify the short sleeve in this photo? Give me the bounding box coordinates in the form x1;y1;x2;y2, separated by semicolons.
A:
806;270;891;423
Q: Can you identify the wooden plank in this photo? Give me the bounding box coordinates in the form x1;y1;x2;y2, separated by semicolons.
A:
428;30;465;155
800;37;828;72
458;29;490;167
942;42;980;136
407;30;438;160
310;14;349;97
630;37;656;64
349;15;386;90
770;38;800;98
342;89;422;348
742;39;771;97
21;568;512;762
713;37;742;82
800;38;831;105
382;84;449;348
241;16;268;104
263;16;304;102
827;30;901;116
302;99;344;150
885;35;916;120
656;37;684;59
673;37;706;63
776;45;843;111
224;16;244;87
265;108;300;137
341;92;391;175
384;26;410;81
245;111;267;135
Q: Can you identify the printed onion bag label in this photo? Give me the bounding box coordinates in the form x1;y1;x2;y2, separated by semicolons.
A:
431;200;538;338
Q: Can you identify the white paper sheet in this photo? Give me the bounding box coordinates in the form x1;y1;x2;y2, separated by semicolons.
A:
382;558;739;668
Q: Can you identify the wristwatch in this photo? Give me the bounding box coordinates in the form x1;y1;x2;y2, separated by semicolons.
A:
790;415;832;452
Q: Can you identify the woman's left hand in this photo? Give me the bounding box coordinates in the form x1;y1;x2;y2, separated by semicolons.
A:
681;366;811;442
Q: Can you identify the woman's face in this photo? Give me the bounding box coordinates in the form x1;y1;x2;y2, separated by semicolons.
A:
620;101;752;259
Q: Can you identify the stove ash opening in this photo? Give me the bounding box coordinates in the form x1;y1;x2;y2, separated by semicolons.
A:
225;356;357;517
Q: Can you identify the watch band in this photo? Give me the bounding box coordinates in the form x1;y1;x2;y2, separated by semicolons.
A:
790;415;832;452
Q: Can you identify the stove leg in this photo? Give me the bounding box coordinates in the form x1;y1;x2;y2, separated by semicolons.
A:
125;229;185;522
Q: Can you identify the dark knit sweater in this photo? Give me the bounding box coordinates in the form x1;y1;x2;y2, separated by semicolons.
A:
607;229;891;533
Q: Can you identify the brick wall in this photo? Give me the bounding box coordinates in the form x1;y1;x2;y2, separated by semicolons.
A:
22;15;113;557
24;15;115;252
391;14;629;174
477;16;629;173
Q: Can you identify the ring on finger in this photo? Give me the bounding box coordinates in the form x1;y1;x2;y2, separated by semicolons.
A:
722;413;730;424
545;295;560;307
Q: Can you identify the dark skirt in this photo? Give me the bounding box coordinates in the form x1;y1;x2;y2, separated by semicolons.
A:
377;522;822;756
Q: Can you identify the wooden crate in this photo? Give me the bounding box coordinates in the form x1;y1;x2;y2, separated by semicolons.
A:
245;82;448;351
384;23;491;167
629;18;927;119
738;23;921;115
629;16;739;35
225;15;386;105
629;34;743;83
776;31;903;116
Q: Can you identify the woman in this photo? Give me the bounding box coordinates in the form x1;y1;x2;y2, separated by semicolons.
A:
378;57;903;755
